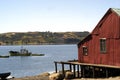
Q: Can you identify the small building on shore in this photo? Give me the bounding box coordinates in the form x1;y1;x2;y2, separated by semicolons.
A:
78;8;120;66
54;8;120;79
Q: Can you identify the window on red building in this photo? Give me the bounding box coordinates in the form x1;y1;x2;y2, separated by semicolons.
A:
100;38;106;53
83;46;88;55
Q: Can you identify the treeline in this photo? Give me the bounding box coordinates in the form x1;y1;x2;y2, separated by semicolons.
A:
0;31;89;45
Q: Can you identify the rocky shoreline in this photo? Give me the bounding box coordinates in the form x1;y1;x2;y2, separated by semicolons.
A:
12;72;50;80
10;72;120;80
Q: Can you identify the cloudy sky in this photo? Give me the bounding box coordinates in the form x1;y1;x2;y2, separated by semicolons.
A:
0;0;120;33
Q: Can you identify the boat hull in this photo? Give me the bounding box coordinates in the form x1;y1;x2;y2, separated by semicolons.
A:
9;51;31;56
0;72;11;79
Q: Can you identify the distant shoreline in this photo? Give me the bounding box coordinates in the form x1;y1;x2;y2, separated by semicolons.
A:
0;43;76;46
0;31;89;45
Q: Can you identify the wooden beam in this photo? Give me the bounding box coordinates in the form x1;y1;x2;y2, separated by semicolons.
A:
54;61;120;69
73;64;76;78
54;62;57;73
62;63;65;77
105;67;109;78
69;64;72;72
77;65;80;78
92;66;95;78
81;65;85;78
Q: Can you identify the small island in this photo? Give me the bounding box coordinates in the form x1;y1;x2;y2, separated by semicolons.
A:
9;48;44;56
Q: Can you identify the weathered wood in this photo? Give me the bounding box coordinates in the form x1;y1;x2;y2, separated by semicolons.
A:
54;60;120;78
62;63;65;77
78;8;120;68
92;66;95;78
105;67;108;78
69;64;72;72
81;65;85;78
54;62;58;73
73;64;76;78
77;65;80;78
55;61;120;69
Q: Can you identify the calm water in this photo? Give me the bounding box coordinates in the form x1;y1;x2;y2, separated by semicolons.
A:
0;44;77;78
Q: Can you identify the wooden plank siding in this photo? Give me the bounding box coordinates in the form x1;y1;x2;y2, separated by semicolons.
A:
78;8;120;67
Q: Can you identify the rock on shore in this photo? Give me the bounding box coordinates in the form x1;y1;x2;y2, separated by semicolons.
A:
11;72;120;80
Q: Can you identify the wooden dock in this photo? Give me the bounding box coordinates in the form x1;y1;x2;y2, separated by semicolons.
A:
54;60;120;78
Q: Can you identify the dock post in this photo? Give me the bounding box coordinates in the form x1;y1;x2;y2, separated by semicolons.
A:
69;64;72;72
77;65;80;78
73;64;76;78
81;65;85;78
105;67;108;78
54;62;58;73
62;63;65;77
92;66;95;78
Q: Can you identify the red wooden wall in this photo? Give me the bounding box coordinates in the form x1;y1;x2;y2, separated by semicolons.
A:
78;8;120;66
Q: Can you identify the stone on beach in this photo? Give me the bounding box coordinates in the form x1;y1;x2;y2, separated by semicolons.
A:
49;73;64;80
65;71;74;79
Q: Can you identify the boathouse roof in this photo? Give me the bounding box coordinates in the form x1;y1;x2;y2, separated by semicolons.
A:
112;8;120;16
78;8;120;47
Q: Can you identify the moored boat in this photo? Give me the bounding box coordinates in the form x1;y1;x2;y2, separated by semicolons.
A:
9;48;45;56
0;72;11;79
9;48;32;56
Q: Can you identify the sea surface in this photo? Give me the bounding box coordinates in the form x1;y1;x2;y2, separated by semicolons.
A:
0;44;77;78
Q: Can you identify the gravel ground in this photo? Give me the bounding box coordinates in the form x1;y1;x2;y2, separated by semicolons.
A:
8;73;120;80
11;73;50;80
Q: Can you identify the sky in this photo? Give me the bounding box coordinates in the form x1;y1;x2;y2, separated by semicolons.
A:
0;0;120;33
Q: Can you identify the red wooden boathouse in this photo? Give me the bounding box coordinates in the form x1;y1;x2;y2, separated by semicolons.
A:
54;8;120;79
78;8;120;66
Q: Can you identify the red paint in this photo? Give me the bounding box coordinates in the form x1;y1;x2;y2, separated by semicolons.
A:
78;8;120;66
